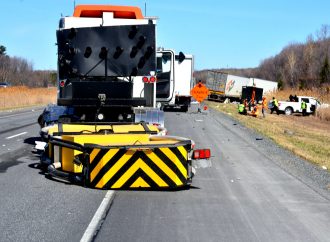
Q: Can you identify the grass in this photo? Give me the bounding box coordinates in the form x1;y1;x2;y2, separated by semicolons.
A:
0;86;56;110
206;89;330;170
316;107;330;121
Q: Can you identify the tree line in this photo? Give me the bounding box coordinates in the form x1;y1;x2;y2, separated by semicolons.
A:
0;45;56;87
2;25;330;89
195;25;330;90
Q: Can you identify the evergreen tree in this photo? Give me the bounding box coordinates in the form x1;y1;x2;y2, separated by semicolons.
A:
320;55;330;84
0;45;6;55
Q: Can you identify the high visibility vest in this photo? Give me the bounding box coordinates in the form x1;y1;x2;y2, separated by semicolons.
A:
238;104;245;113
254;106;259;115
301;101;306;109
273;99;278;107
262;99;267;108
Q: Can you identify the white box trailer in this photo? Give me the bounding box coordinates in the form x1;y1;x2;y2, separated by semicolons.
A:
205;71;249;101
225;74;250;98
206;71;278;101
249;78;278;94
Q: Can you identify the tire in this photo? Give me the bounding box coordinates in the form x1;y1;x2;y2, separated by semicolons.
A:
37;114;45;128
284;107;293;115
181;106;188;112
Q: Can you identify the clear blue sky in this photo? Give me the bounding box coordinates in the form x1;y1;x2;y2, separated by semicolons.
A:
1;0;329;71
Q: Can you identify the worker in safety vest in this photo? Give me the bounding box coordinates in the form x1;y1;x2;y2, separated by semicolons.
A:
301;100;307;116
271;97;279;115
243;98;248;108
250;101;259;117
238;102;247;115
261;97;267;118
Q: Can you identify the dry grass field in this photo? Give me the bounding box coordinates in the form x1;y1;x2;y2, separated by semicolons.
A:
0;86;56;110
206;88;330;170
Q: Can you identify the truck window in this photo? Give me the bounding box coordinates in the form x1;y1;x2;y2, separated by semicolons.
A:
302;98;309;103
156;52;172;99
157;53;171;73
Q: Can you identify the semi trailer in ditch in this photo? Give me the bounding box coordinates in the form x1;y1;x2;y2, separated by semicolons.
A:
205;70;277;102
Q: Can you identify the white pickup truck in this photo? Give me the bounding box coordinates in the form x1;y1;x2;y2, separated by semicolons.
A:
278;96;320;115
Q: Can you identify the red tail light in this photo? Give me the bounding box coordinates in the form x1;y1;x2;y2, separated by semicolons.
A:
205;149;211;158
143;76;156;83
193;149;211;159
59;80;65;87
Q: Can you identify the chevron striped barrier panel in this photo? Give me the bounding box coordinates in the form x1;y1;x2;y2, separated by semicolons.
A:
85;143;191;189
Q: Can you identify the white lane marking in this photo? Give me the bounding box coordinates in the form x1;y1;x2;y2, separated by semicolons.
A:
6;132;28;140
80;190;116;242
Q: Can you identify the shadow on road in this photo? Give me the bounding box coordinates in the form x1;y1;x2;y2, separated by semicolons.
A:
28;162;46;174
28;162;78;186
0;160;24;173
163;107;187;113
24;136;42;145
115;185;199;192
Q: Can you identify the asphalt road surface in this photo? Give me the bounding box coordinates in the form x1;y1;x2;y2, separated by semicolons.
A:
0;106;329;242
0;107;107;242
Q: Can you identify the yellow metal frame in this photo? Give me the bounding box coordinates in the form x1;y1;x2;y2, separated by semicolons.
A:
47;123;192;189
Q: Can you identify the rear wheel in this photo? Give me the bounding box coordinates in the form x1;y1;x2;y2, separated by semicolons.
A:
284;107;293;115
181;106;188;112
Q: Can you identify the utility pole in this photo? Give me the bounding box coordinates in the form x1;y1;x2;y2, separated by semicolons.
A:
145;2;147;16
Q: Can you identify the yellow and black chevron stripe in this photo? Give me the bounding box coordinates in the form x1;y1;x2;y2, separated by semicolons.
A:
86;145;190;189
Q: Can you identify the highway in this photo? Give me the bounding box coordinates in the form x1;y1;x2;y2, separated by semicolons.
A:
0;106;329;242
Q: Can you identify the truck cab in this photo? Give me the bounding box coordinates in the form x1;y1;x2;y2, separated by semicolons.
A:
155;49;194;112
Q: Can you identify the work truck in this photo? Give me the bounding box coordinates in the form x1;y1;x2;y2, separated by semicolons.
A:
156;48;194;112
278;96;320;115
37;4;209;190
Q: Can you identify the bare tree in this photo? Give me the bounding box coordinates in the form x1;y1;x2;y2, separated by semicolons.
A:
302;35;315;80
0;55;10;82
316;24;330;41
286;49;297;87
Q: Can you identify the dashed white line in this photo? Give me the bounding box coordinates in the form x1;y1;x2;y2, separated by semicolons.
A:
6;132;28;140
80;190;116;242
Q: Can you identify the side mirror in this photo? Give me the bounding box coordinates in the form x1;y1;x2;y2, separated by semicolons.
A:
176;52;186;63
